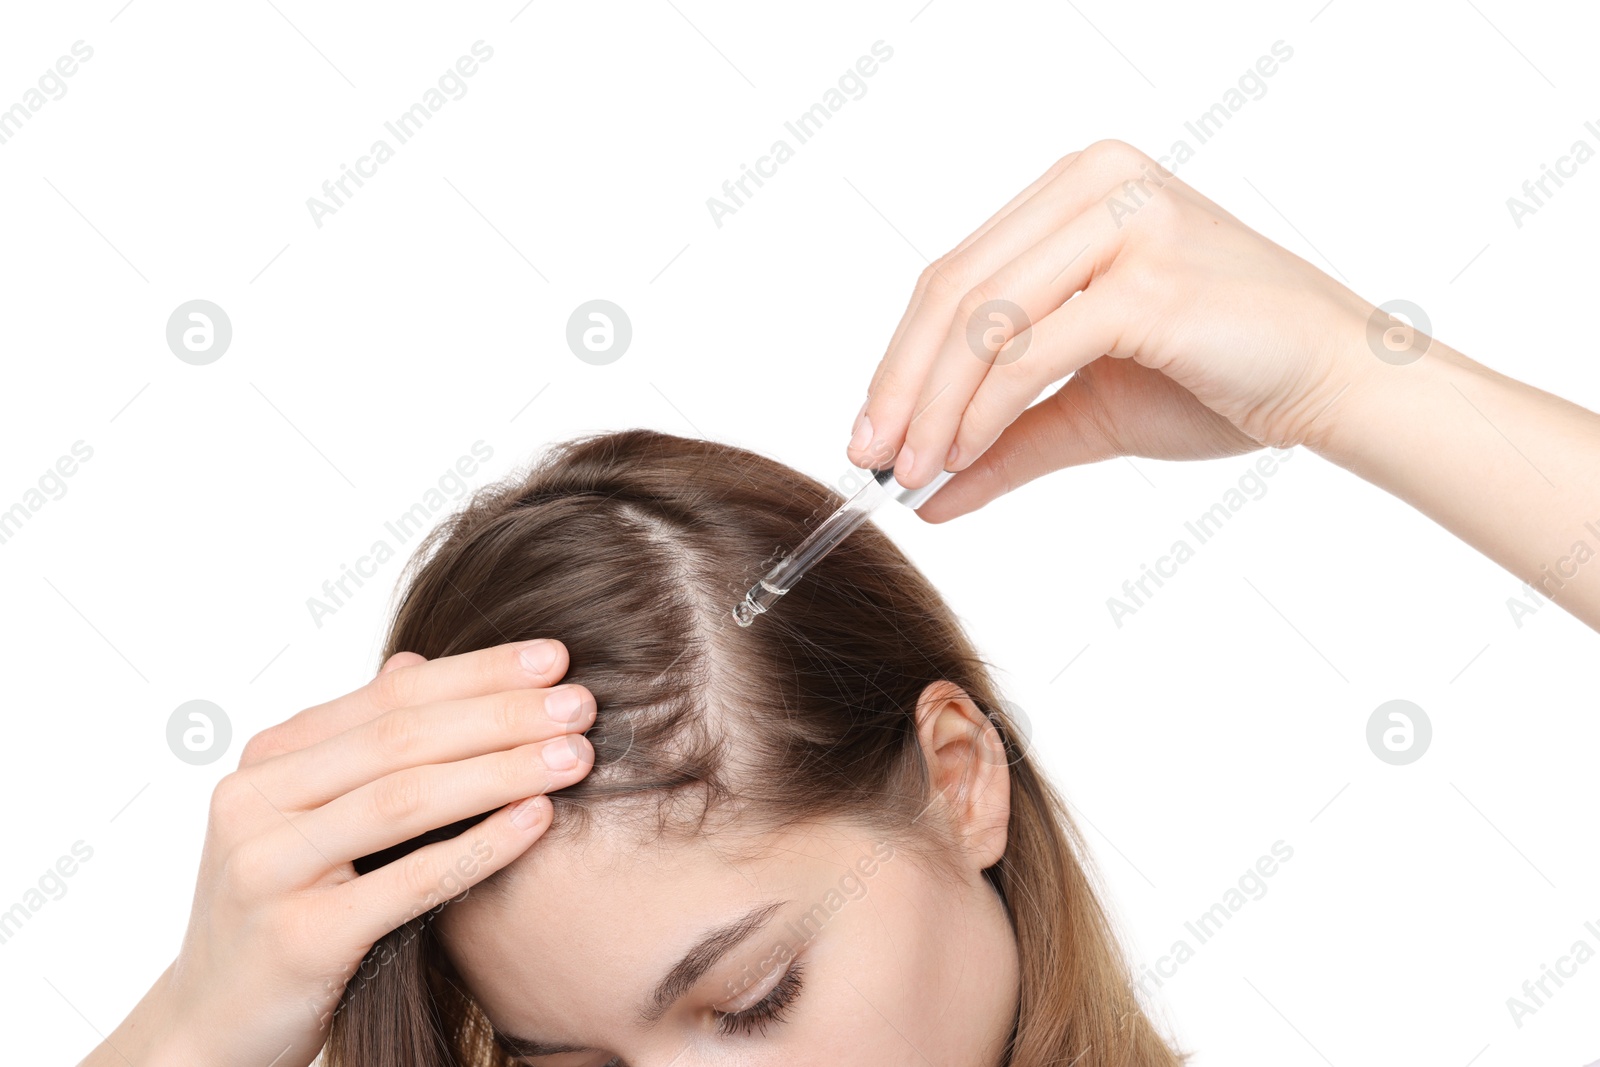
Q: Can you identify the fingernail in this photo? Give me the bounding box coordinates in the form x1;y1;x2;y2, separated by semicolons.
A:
894;444;917;484
946;442;961;469
509;795;547;830
545;686;587;723
543;735;582;771
850;412;873;453
520;640;558;675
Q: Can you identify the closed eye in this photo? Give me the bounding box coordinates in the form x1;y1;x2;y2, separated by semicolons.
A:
714;959;806;1037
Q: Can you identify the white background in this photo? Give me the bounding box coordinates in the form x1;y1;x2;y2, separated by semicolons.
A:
2;1;1597;1064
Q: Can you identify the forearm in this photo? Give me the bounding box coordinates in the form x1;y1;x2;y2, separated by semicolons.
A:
1311;339;1600;632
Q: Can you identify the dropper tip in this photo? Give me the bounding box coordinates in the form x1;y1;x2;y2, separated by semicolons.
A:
732;579;787;628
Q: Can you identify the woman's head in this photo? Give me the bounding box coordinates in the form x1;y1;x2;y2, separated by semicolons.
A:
325;429;1184;1066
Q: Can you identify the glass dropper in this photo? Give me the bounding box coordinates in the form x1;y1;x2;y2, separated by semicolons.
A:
731;467;955;627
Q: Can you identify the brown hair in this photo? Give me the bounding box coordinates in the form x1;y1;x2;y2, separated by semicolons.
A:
323;428;1185;1066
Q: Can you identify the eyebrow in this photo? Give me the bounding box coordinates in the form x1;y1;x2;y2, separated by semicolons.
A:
493;898;791;1059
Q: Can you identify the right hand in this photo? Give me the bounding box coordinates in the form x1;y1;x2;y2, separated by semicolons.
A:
846;138;1383;520
131;639;596;1067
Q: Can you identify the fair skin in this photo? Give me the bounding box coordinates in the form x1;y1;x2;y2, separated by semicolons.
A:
81;138;1600;1066
436;681;1018;1067
81;641;601;1067
77;646;1014;1067
848;139;1600;631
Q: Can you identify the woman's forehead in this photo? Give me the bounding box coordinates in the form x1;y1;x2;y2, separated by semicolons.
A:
434;820;905;1028
442;817;883;938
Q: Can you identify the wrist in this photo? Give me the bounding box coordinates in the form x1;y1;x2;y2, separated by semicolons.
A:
1299;320;1481;473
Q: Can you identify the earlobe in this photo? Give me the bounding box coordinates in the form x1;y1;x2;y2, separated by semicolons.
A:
914;681;1012;871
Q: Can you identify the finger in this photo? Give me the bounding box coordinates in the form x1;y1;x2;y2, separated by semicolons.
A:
251;683;597;810
949;152;1090;257
336;793;556;952
894;203;1126;488
851;142;1149;476
916;372;1120;523
859;152;1089;427
248;639;572;761
947;283;1130;473
851;155;1092;470
230;654;428;772
271;733;593;880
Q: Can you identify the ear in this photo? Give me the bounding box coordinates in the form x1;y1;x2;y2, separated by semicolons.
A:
913;680;1011;872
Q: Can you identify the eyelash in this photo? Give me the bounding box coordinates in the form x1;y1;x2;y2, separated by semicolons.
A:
714;959;806;1038
542;963;810;1066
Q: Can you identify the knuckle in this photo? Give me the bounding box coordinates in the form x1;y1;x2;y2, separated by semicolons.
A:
1130;183;1178;223
1136;197;1174;232
912;255;946;296
919;257;969;303
496;644;529;687
959;384;1004;438
473;646;508;690
238;729;280;767
399;850;445;902
1084;137;1143;170
988;433;1027;499
371;661;416;711
222;838;276;892
1046;150;1082;179
499;746;540;794
496;691;541;734
371;711;420;761
955;281;1002;325
874;365;912;396
208;771;256;826
371;771;426;823
275;905;334;976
